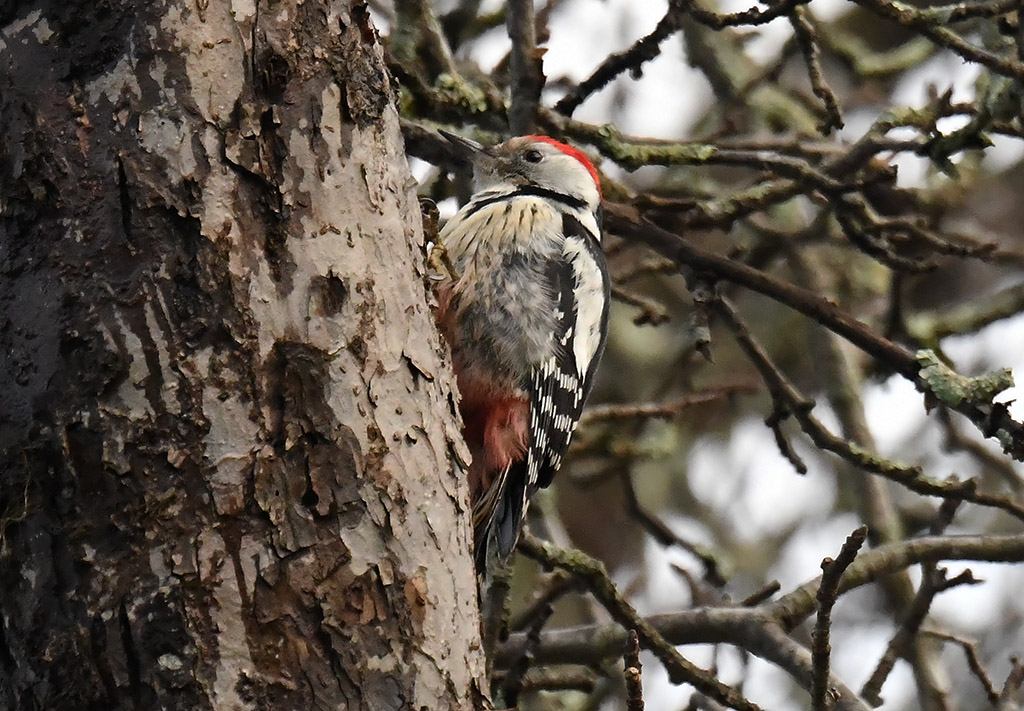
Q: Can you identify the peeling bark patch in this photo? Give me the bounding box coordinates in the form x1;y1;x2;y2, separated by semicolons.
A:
348;278;377;366
0;1;138;84
263;222;295;291
348;1;379;46
254;454;317;552
197;530;255;709
165;215;242;349
223;102;296;291
308;424;364;518
263;341;334;444
310;273;347;317
256;49;290;105
202;382;259;516
121;586;206;705
404;570;428;632
338;570;388;625
335;7;388;127
258;341;362;546
88;613;120;704
254;110;296;291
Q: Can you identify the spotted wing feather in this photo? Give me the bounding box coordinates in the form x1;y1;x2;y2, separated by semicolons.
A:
489;214;610;559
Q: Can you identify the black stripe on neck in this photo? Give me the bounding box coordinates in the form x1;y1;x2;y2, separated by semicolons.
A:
514;185;589;211
464;185;589;217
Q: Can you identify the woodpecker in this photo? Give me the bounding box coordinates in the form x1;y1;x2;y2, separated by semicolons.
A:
433;131;610;571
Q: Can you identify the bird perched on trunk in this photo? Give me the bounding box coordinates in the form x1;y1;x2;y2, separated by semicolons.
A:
432;131;610;571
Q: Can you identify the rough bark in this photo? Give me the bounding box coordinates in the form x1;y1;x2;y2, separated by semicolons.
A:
0;1;485;709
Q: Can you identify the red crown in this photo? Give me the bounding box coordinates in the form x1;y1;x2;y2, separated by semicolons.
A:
525;135;601;197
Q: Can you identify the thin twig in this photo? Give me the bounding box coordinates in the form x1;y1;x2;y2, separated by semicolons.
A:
788;6;843;133
512;665;598;693
555;3;683;115
611;284;672;325
765;404;809;475
507;0;543;133
849;0;1024;80
500;605;555;706
481;565;513;679
677;0;811;30
909;280;1024;344
713;296;1024;522
771;534;1024;631
923;631;1000;706
619;470;726;585
740;581;782;607
509;571;580;632
604;205;1024;463
860;568;981;706
580;385;755;425
999;658;1024;709
625;629;645;711
936;408;1024;494
812;527;868;711
518;534;765;711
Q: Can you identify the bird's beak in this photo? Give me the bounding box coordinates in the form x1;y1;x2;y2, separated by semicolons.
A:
439;130;490;166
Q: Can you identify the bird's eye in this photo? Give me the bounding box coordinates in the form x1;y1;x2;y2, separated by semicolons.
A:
524;149;543;163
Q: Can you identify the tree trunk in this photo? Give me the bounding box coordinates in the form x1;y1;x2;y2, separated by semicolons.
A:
0;2;485;709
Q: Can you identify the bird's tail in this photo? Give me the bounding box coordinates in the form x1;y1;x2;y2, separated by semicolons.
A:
472;460;529;573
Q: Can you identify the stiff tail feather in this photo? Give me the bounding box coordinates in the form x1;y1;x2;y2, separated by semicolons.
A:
472;461;529;573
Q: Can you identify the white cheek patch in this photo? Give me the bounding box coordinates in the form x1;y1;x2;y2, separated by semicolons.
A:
539;154;602;222
577;210;601;246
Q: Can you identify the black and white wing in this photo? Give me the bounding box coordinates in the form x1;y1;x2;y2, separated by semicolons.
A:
490;213;610;558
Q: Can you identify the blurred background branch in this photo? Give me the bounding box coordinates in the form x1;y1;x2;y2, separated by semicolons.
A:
378;0;1024;708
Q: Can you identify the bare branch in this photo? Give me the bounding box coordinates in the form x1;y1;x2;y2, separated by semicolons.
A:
507;0;543;133
849;0;1024;80
625;629;645;711
605;207;1024;462
924;631;1001;706
579;385;755;425
500;533;1024;673
619;470;727;586
713;296;1024;521
788;6;843;134
999;658;1024;710
861;568;981;706
812;527;868;711
518;535;764;711
555;3;683;116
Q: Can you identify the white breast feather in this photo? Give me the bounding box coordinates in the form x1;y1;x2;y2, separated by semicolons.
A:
439;195;565;268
